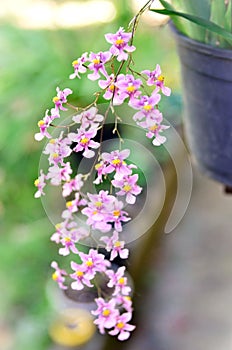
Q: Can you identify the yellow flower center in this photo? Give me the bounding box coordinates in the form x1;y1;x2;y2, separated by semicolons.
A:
118;277;125;285
149;124;158;131
124;296;131;301
126;85;135;92
80;137;89;145
49;139;56;144
86;260;93;267
117;322;125;329
123;184;131;192
76;271;84;277
102;309;111;317
143;104;152;111
52;153;59;158
95;163;102;170
66;201;73;208
114;241;121;248
53;96;60;103
113;210;120;217
109;84;115;91
38;120;45;127
34;179;39;187
95;201;102;208
92;210;98;215
115;39;124;45
112;158;121;165
72;59;79;66
93;58;100;64
52;272;58;281
55;223;61;230
158;75;164;82
64;237;71;243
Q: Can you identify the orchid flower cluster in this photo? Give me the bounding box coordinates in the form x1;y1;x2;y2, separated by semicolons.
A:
34;25;171;341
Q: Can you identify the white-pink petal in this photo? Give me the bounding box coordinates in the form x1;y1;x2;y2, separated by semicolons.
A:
71;280;84;290
83;149;95;158
118;331;130;341
120;249;129;259
126;193;136;204
34;133;44;141
152;135;166;146
59;247;70;256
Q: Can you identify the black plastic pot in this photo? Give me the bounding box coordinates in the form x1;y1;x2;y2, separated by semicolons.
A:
171;24;232;187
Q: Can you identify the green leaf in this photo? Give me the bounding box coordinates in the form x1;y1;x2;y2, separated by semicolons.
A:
225;0;232;33
167;0;211;42
150;6;232;44
210;0;227;27
207;0;227;47
170;0;210;14
153;0;187;35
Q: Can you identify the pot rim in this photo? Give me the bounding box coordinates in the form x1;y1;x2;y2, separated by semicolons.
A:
169;21;232;60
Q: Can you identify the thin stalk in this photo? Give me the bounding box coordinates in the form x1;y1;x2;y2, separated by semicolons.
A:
128;0;154;46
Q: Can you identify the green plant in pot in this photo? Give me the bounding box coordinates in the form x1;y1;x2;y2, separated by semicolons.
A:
151;0;232;189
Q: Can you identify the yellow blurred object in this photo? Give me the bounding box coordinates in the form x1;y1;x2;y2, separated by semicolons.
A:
0;0;116;29
49;308;96;347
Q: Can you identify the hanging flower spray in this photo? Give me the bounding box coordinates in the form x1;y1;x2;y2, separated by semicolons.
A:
34;1;171;341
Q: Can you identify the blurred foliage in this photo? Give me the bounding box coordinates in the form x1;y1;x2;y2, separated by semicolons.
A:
0;1;181;349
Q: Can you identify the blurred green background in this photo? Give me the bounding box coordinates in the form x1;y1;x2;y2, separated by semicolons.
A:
0;0;181;349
